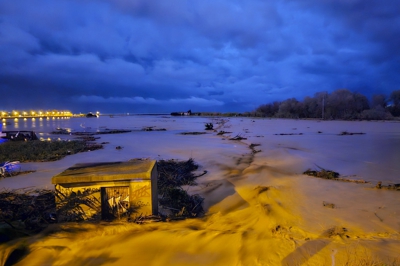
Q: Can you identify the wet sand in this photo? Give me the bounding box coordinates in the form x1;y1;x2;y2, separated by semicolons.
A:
1;117;400;265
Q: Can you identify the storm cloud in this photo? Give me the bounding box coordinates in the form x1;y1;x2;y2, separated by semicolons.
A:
1;0;399;113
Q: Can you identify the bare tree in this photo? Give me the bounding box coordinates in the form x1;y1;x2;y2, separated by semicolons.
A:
371;94;387;108
389;90;400;116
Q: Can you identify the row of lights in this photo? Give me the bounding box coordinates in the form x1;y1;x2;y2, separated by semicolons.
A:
1;110;73;117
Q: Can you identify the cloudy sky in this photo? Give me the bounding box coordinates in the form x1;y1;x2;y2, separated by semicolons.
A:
1;0;399;114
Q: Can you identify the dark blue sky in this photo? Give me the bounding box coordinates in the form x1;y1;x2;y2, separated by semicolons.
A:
1;0;399;114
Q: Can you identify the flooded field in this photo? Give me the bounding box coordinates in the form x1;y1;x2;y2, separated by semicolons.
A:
1;116;400;265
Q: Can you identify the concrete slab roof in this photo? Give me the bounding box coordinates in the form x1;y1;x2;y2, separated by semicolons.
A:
52;159;156;184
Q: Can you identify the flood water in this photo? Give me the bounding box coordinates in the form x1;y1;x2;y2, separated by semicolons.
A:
1;116;400;265
2;116;400;184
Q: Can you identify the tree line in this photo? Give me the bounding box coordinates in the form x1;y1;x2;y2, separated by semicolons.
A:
247;89;400;120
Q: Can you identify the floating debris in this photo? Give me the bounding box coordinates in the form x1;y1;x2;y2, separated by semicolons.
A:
229;134;247;140
375;181;400;190
339;131;366;136
274;133;303;136
131;214;163;224
157;159;206;218
303;167;339;179
323;201;335;209
374;212;383;222
97;129;132;134
180;132;207;135
324;226;349;238
249;143;261;154
216;131;232;135
142;127;166;131
75;136;99;141
205;123;214;130
303;166;369;184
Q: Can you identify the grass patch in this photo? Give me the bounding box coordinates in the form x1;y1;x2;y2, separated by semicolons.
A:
0;140;103;162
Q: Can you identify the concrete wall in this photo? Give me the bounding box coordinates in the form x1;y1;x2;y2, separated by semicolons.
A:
55;178;157;222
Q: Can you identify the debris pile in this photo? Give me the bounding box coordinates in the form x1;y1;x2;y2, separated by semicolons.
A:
375;181;400;190
229;134;247;140
142;127;166;131
249;143;262;154
157;159;206;218
204;123;214;130
323;201;335;209
216;131;232;135
274;133;303;136
303;168;339;179
303;166;369;183
339;131;366;136
180;132;207;135
0;189;56;232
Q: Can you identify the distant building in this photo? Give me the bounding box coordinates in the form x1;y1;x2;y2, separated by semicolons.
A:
171;109;192;116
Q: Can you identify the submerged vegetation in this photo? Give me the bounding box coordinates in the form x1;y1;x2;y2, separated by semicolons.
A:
157;159;206;218
0;140;102;162
303;168;340;179
303;167;370;184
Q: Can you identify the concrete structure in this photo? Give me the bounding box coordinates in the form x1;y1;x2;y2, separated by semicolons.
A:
52;160;158;222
